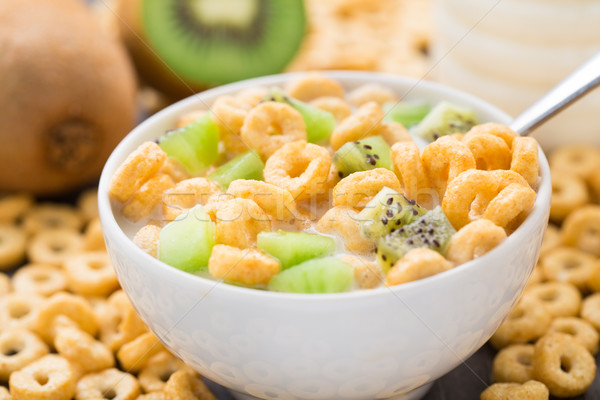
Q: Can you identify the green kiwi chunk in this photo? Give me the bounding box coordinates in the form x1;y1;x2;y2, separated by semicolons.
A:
383;100;431;128
268;257;353;294
358;186;427;239
377;206;456;272
257;230;336;270
158;205;216;273
158;113;219;175
265;87;336;143
413;101;478;142
142;0;306;86
333;136;392;178
208;150;264;189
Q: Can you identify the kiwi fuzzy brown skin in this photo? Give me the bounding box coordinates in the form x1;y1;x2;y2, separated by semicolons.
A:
0;0;137;196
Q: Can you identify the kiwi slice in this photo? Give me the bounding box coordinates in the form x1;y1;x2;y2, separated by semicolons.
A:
333;136;392;178
141;0;306;86
268;257;353;294
158;205;216;273
265;87;336;143
412;101;478;142
158;113;219;174
377;206;456;272
208;150;264;189
257;230;336;270
358;186;427;239
383;100;431;128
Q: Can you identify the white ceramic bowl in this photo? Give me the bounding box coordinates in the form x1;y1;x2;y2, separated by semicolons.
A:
98;71;551;400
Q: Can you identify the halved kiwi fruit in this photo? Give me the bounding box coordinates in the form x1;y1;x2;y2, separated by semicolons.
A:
122;0;306;98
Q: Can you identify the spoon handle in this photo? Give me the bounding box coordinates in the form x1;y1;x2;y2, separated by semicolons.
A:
510;51;600;136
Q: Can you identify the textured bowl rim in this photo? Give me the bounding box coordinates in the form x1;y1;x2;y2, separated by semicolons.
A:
98;70;551;302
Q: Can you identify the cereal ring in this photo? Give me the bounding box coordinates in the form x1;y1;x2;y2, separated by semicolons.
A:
175;109;206;129
562;205;600;256
339;255;383;289
581;293;600;331
446;219;507;265
76;368;140;400
492;344;535;383
330;102;384;150
391;141;434;208
0;273;10;296
540;247;596;290
227;179;299;221
332;168;401;209
63;252;119;297
490;295;552;349
482;183;536;231
240;102;306;160
77;188;99;222
213;198;270;248
54;321;114;373
0;223;27;269
133;224;161;259
264;141;331;201
139;352;184;393
315;206;374;254
464;122;518;149
122;173;175;222
374;121;412;146
549;145;600;180
587;261;600;292
22;203;84;235
532;332;596;397
548;169;589;223
9;354;76;400
212;95;251;137
34;292;98;344
421;135;476;199
285;73;345;102
117;332;166;373
548;317;599;355
309;96;352;122
137;393;165;400
347;84;398;107
540;224;561;258
12;263;67;297
480;380;549;400
208;244;280;286
523;282;581;318
511;136;540;188
386;248;454;286
0;193;33;223
525;265;545;291
442;169;531;230
26;228;84;266
0;328;49;381
236;87;268;108
109;142;167;203
162;177;222;221
98;290;148;352
159;157;191;183
0;293;42;331
83;217;106;251
589;169;600;201
163;369;216;400
464;133;511;171
0;385;9;400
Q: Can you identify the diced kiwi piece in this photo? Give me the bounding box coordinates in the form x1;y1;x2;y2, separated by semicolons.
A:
265;87;336;143
413;101;478;142
358;186;427;239
158;205;216;273
268;257;353;294
257;230;336;270
141;0;306;86
333;136;392;178
383;100;431;128
377;206;456;272
158;114;219;174
208;150;264;189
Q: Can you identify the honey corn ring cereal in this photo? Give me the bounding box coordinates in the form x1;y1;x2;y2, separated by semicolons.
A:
561;205;600;256
0;328;49;381
316;206;375;254
523;282;581;318
548;317;599;355
464;133;511;171
492;344;535;383
332;168;401;209
386;248;453;286
208;245;280;286
511;136;540;188
63;252;119;297
480;380;549;400
163;369;216;400
482;182;536;230
12;263;67;297
133;225;161;259
549;170;589;223
26;228;84;266
309;96;352;122
0;223;27;270
83;218;106;252
0;293;43;331
98;290;148;352
446;219;506;265
540;224;561;258
76;368;140;400
549;145;600;180
162;177;222;222
0;193;33;223
77;188;99;222
109;142;167;203
391;141;433;207
22;203;84;235
329;102;384;151
122;173;175;222
347;83;398;107
213;198;271;249
227;179;299;221
581;293;600;331
9;354;76;400
117;332;166;373
285;73;345;102
532;332;596;398
464;122;519;149
0;273;10;296
138;352;184;393
339;255;383;289
240;102;307;160
54;321;114;373
540;247;596;290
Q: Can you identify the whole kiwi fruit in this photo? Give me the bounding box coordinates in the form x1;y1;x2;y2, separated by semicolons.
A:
0;0;137;196
117;0;306;100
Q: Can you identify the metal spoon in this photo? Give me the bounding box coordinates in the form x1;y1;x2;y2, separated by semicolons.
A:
510;51;600;136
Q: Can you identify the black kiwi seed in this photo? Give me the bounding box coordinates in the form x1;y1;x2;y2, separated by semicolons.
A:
433;239;440;247
382;254;387;261
374;154;379;159
429;229;434;235
420;218;426;224
386;209;394;218
408;199;416;205
338;171;344;178
407;239;414;245
399;227;404;233
381;217;388;225
369;158;376;166
386;197;394;205
413;209;419;216
354;141;360;144
363;144;372;150
416;228;423;233
396;220;402;226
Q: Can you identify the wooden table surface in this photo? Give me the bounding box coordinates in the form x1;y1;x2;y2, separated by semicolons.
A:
204;343;600;400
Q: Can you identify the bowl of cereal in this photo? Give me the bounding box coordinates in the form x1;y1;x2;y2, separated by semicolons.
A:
98;71;551;400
